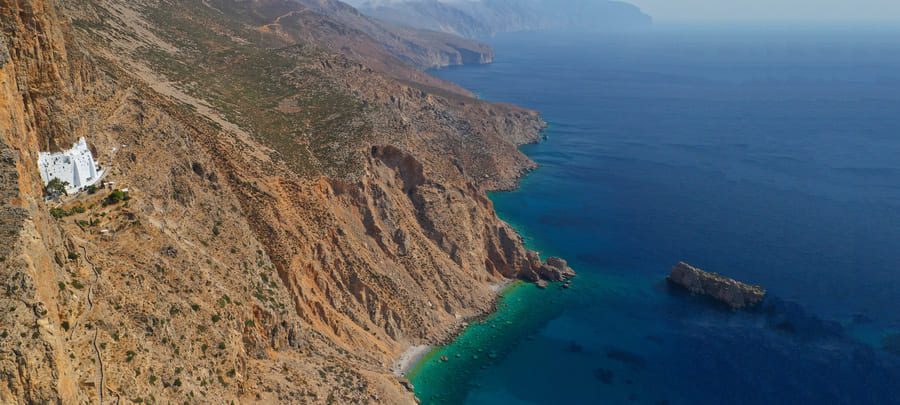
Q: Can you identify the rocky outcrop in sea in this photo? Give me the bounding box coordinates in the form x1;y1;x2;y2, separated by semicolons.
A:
521;251;577;288
667;262;765;309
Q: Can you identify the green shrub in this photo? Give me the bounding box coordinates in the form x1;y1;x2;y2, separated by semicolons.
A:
45;178;69;197
104;190;130;205
50;208;69;218
61;321;70;331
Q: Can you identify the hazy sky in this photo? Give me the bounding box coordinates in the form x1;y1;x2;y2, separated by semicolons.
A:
626;0;900;22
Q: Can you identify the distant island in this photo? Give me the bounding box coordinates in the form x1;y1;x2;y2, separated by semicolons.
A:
344;0;653;39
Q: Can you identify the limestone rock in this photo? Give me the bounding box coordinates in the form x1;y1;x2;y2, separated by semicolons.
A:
538;257;577;282
398;377;415;392
517;251;577;284
667;262;766;309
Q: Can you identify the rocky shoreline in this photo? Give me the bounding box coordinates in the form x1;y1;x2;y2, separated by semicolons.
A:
397;255;575;376
522;254;577;289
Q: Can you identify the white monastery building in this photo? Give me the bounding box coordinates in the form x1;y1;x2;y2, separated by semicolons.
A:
38;137;104;194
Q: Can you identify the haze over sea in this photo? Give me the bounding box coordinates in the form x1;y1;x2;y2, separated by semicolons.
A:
409;25;900;404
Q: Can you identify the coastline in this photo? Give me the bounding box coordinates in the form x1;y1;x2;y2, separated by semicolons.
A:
407;55;564;403
400;91;561;403
489;278;515;293
393;345;433;377
405;277;574;403
399;279;521;378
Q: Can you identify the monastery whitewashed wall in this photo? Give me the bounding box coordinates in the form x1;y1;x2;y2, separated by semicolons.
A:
38;137;103;193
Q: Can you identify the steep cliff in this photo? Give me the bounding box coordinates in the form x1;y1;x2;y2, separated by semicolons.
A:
0;0;558;402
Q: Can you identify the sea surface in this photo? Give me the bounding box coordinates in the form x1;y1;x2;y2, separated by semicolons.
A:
409;25;900;404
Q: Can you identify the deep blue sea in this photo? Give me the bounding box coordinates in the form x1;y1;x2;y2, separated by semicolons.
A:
410;26;900;404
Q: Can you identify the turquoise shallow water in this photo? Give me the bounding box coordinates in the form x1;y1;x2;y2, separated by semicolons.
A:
411;27;900;404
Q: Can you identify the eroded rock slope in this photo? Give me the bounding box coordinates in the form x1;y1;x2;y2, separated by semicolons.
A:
0;0;558;402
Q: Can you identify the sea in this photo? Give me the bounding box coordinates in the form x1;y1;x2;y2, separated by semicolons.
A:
409;24;900;405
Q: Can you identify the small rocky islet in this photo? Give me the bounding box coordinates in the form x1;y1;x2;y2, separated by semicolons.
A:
520;252;577;289
667;262;766;309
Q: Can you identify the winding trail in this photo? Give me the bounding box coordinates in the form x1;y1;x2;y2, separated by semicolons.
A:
80;245;105;404
91;329;104;404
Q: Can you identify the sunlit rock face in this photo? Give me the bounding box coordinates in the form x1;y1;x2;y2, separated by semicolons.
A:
0;0;554;402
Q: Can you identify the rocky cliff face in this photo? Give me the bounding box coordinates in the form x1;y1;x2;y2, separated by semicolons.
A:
0;0;561;403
